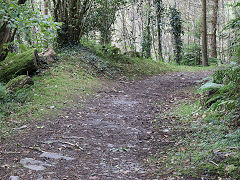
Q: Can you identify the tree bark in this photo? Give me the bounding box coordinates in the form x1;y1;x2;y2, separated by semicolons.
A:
210;0;218;58
156;0;164;61
202;0;208;66
43;0;48;15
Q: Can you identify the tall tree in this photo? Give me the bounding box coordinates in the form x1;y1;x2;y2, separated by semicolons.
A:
170;6;183;64
210;0;218;58
142;1;152;59
155;0;164;60
201;0;208;66
94;0;125;46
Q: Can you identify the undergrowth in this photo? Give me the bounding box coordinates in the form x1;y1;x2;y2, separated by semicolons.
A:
80;39;170;78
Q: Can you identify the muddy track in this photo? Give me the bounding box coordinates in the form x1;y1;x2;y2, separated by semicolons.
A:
0;71;211;180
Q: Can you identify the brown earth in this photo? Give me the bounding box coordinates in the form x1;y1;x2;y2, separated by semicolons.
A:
0;71;211;180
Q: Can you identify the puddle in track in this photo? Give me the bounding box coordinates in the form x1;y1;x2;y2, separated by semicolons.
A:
20;152;74;172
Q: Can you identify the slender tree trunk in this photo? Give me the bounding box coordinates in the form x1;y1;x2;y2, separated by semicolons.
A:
146;12;152;58
210;0;218;58
131;2;137;52
43;0;48;15
156;0;163;61
187;0;190;45
121;10;127;52
202;0;208;66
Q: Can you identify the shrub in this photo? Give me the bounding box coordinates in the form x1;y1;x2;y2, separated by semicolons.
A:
199;64;240;127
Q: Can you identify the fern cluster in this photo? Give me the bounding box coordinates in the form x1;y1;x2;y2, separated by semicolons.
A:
200;64;240;127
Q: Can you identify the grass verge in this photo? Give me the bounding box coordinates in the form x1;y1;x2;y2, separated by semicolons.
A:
152;96;240;179
165;63;218;72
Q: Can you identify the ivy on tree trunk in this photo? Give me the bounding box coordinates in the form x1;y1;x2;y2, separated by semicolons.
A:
169;7;183;64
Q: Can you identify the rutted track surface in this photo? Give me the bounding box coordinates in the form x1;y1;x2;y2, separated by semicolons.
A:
0;71;211;179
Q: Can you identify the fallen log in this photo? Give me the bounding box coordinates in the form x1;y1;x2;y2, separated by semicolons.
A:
0;48;56;83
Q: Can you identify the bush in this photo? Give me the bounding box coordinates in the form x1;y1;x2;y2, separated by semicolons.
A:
181;43;220;66
200;64;240;127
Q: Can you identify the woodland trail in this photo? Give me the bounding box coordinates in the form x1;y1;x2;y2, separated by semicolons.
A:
0;71;211;180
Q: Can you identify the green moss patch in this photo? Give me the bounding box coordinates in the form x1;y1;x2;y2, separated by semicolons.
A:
0;49;36;83
6;75;34;93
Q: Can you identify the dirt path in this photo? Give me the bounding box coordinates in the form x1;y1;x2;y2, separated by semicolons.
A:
0;71;211;180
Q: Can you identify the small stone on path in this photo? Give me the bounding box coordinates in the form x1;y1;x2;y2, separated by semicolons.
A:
9;176;19;180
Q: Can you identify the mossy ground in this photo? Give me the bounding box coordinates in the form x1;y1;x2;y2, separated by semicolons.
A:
164;63;218;72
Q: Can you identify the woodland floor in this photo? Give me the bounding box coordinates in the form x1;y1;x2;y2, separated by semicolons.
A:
0;71;212;180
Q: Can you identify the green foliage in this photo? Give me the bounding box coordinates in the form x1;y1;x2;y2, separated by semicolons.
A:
86;0;127;45
200;65;240;126
0;83;5;101
80;39;169;78
0;0;60;50
155;100;240;179
141;24;152;59
199;82;223;92
225;2;240;64
169;7;184;64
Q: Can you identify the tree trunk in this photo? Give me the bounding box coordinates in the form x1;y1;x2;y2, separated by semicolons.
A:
202;0;208;66
0;48;56;83
43;0;48;15
0;22;16;62
210;0;218;58
53;0;93;47
156;0;163;61
146;14;152;58
121;10;127;52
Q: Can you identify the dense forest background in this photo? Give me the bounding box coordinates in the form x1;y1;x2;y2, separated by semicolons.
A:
0;0;239;65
